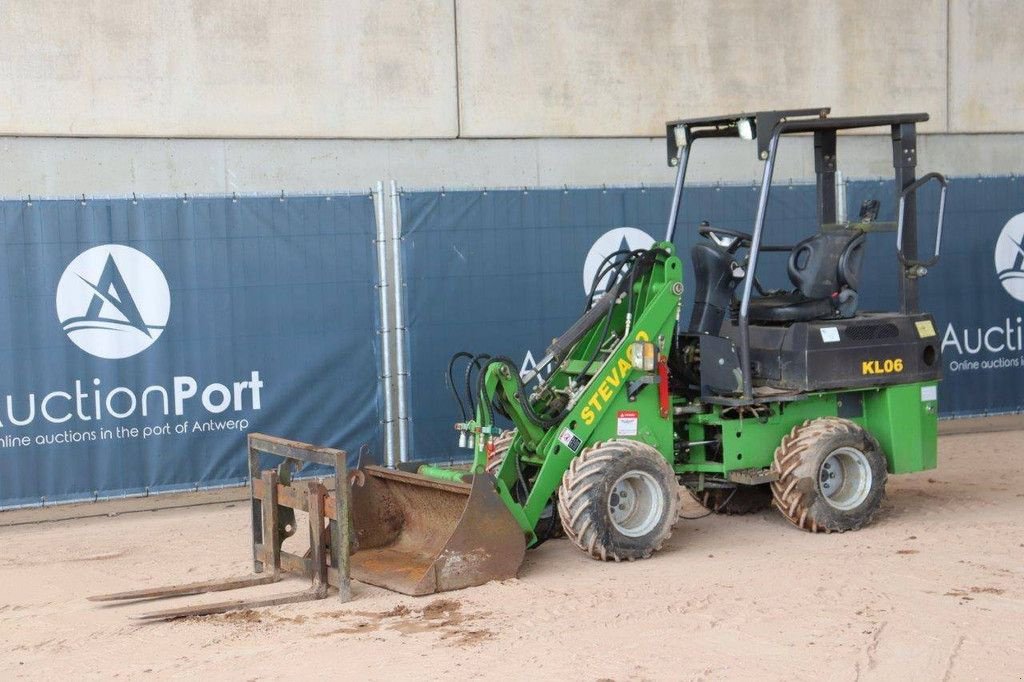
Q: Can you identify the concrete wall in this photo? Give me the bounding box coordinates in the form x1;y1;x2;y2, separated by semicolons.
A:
948;0;1024;132
0;0;1019;138
0;0;457;137
0;1;1019;198
457;0;949;136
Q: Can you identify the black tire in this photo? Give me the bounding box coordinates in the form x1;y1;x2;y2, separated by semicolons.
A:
485;430;516;476
699;485;773;515
557;439;679;561
770;417;887;533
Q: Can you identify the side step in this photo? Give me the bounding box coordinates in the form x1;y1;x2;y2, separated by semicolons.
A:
90;434;352;621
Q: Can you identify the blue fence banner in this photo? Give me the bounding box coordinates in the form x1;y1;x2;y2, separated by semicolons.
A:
397;185;817;460
398;179;1024;461
846;176;1024;417
0;194;382;509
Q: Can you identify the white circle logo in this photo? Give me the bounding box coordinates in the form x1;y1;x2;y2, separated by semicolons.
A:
55;245;170;359
995;212;1024;303
582;227;656;294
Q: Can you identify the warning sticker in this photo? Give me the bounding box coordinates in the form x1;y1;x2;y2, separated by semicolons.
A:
820;326;840;343
915;319;936;338
617;410;639;436
558;428;583;453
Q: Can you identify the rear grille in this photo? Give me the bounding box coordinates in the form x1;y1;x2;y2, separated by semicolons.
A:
844;323;900;341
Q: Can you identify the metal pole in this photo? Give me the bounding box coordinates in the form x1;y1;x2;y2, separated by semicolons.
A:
738;133;781;401
389;180;411;464
663;145;689;242
248;437;263;574
892;123;919;314
373;182;397;467
835;170;847;224
813;130;837;226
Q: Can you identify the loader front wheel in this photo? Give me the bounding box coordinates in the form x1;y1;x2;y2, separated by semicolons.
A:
485;430;516;476
770;418;887;533
557;440;678;561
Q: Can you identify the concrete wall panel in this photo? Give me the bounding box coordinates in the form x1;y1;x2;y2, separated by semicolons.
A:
949;0;1024;132
0;0;457;137
457;0;948;137
2;1;1019;138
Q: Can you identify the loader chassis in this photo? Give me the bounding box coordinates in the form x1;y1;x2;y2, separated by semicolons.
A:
484;245;938;545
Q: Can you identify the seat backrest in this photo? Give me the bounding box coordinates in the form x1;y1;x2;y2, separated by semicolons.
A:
786;229;866;299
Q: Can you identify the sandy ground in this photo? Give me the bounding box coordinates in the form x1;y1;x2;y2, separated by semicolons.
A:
2;430;1023;681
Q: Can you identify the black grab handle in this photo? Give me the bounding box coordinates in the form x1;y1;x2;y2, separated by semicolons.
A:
896;172;948;269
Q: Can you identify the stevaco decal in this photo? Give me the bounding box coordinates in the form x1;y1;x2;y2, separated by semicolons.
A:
580;357;633;425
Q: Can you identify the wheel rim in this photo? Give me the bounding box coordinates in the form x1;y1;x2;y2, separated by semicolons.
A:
608;470;664;537
819;446;872;511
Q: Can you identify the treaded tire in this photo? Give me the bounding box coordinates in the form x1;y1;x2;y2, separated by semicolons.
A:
699;485;773;515
485;430;516;476
557;439;679;561
770;417;887;533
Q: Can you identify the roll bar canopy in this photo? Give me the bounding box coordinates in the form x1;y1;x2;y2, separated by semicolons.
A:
665;108;929;164
662;107;943;403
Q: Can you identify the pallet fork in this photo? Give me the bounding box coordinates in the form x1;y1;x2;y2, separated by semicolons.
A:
89;434;352;621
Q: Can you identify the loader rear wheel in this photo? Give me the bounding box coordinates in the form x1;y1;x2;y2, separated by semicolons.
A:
770;417;887;533
557;440;678;561
699;485;773;515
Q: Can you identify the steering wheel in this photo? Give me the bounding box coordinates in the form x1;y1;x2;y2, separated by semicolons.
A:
698;223;754;253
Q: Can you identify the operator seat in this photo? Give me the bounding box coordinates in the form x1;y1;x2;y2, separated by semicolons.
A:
744;228;866;324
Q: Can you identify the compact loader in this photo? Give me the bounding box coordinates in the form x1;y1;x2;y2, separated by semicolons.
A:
95;108;947;617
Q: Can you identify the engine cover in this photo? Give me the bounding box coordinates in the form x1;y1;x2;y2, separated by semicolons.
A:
722;312;941;392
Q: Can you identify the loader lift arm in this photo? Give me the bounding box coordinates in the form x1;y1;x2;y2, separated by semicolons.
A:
419;245;684;547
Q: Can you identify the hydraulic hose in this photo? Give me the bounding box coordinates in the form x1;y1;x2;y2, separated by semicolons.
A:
584;248;632;311
445;351;474;420
477;356;566;429
576;249;658;381
453;247;666;433
464;353;491;417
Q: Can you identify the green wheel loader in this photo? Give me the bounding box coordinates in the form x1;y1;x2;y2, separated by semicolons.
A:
347;108;948;595
94;109;950;617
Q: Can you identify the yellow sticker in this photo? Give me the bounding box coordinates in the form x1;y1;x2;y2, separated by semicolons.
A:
915;320;936;338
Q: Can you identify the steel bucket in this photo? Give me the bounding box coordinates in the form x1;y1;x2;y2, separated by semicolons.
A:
348;466;526;596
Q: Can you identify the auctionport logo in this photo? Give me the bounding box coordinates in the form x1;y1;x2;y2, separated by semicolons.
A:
55;245;170;359
582;227;655;294
995;212;1024;303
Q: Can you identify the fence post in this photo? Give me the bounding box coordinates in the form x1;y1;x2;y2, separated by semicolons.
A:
373;182;397;467
389;180;411;464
